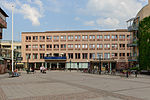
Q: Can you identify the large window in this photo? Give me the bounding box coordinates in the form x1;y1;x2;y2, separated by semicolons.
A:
61;36;66;40
75;53;81;59
104;53;110;59
75;44;80;48
82;44;88;49
33;36;38;40
97;53;103;58
97;35;103;39
61;44;66;48
104;44;110;48
68;44;73;48
33;53;38;59
68;35;73;40
40;44;45;48
89;35;95;39
40;53;45;59
26;36;31;41
97;44;103;49
104;35;110;39
119;35;125;39
90;53;95;59
89;44;95;48
32;44;38;49
112;35;117;39
54;36;59;40
26;45;31;49
112;44;118;48
82;53;88;59
46;36;52;40
82;35;88;39
26;53;31;59
54;44;59;48
68;53;73;59
75;35;81;40
47;44;52;48
40;36;45;40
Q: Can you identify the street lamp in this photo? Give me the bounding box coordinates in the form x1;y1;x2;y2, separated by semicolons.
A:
70;59;71;72
11;5;14;72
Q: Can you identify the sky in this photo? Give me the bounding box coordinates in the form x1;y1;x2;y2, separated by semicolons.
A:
0;0;148;41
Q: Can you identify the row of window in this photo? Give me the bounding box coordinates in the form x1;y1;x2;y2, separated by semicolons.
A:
26;53;130;60
26;35;130;41
26;44;128;49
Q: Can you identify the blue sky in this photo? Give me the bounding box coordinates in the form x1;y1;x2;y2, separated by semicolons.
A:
0;0;148;41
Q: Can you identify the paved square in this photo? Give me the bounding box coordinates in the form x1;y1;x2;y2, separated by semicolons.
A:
0;71;150;100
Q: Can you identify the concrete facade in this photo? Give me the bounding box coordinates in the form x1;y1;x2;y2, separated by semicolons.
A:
21;29;131;70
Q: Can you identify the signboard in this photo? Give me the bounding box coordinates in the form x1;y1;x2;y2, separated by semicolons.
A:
16;57;23;61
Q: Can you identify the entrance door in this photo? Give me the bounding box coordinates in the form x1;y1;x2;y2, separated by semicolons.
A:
59;63;65;70
51;63;57;70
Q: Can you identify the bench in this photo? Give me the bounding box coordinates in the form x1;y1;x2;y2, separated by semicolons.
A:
26;70;35;74
8;72;20;78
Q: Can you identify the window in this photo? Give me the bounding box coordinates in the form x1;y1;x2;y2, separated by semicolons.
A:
119;35;125;39
33;36;38;40
40;36;45;40
68;53;73;59
33;53;38;59
75;53;81;59
89;44;95;48
127;35;130;39
112;44;118;48
61;36;66;40
46;36;52;40
120;53;125;56
75;44;80;48
26;45;31;49
75;35;81;40
54;44;59;48
119;44;125;48
40;53;45;59
46;44;52;48
82;35;88;39
82;44;88;48
97;53;103;58
40;44;45;48
90;53;95;59
54;36;59;40
112;53;117;57
104;35;110;39
68;35;73;40
97;44;103;48
82;53;88;59
26;53;31;59
26;36;31;41
33;44;38;48
61;44;66;48
104;53;110;59
68;44;73;48
127;53;130;56
89;35;95;39
97;35;103;39
112;35;117;39
104;44;110;48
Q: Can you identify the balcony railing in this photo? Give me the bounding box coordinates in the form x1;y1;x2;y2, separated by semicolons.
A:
128;56;138;62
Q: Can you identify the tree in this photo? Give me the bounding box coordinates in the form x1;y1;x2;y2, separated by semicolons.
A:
139;16;150;70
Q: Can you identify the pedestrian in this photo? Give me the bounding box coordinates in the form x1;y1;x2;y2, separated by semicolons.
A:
135;70;138;77
126;69;129;78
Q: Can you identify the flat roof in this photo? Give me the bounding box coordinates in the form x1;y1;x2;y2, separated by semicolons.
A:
22;29;128;34
0;8;8;17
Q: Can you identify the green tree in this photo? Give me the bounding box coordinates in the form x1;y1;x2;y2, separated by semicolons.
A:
139;16;150;70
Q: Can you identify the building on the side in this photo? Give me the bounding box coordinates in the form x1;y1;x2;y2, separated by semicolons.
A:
22;29;131;71
0;8;8;74
0;40;22;71
127;0;150;68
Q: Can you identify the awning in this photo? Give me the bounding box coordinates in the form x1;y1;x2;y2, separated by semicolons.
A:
15;63;24;65
0;57;4;61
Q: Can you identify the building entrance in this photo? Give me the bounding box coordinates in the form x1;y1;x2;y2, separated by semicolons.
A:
51;63;57;70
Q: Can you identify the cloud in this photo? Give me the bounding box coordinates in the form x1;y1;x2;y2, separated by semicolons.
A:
74;17;80;21
1;0;44;26
84;21;95;26
80;0;144;29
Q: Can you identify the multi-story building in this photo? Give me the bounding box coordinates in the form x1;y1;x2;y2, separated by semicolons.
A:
0;40;22;71
0;8;8;74
127;0;150;67
22;29;131;71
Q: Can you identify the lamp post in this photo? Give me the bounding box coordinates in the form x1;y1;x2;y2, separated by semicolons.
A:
70;59;71;72
11;5;14;72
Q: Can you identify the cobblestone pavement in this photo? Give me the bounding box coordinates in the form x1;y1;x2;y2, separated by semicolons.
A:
0;71;150;100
